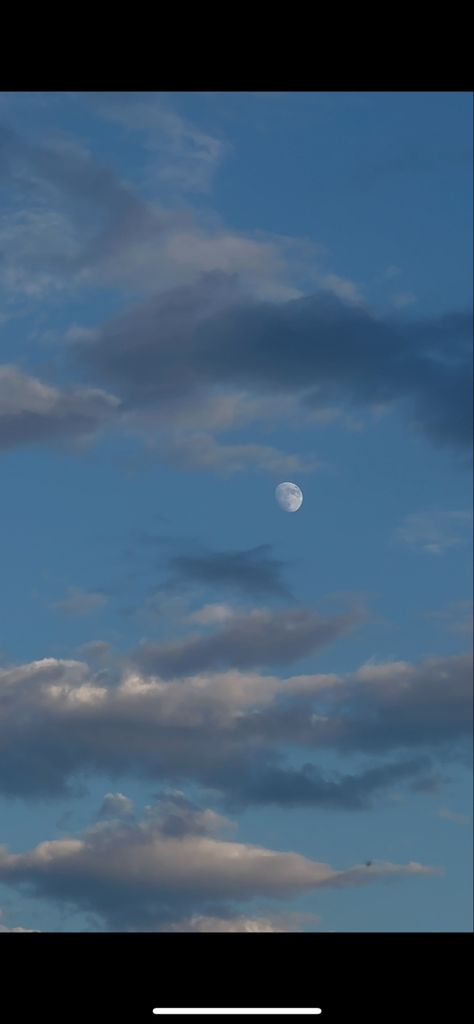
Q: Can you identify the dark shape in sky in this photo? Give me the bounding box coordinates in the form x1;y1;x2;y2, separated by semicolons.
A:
134;604;363;677
82;274;473;452
166;542;291;599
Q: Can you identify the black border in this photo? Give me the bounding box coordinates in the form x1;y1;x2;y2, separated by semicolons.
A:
1;933;472;1021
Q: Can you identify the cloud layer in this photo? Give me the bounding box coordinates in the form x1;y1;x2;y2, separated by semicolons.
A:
0;793;438;930
0;645;470;803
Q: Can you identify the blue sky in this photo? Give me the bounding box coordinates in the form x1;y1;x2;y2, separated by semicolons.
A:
0;91;472;934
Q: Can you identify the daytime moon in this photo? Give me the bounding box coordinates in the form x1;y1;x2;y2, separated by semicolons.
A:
275;481;303;512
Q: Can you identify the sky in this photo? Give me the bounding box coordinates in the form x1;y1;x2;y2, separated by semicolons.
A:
0;91;472;934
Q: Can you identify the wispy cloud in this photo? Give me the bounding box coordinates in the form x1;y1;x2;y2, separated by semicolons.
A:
52;587;108;617
423;600;473;635
393;291;417;308
395;509;473;554
438;807;470;826
95;94;229;195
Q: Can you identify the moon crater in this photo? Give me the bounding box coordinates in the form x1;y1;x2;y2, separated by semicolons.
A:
275;481;303;512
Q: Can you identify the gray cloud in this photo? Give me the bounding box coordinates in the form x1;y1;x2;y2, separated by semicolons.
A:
95;94;229;195
0;365;119;451
98;793;135;820
0;121;165;286
81;275;473;452
134;605;364;677
0;650;470;804
219;755;434;810
2;120;470;460
0;798;438;930
164;543;292;600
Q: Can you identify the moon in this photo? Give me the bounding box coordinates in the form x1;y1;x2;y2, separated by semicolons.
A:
275;481;303;512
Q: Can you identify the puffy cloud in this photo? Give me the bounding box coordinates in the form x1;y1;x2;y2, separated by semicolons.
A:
0;798;438;930
0;365;119;451
0;648;470;803
98;793;135;820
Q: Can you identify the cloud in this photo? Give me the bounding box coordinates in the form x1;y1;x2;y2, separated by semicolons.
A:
76;641;113;662
0;908;39;932
0;798;438;930
134;604;364;677
98;793;135;820
393;291;417;308
165;911;316;932
159;431;319;476
2;117;471;460
0;120;310;306
316;273;363;305
95;94;229;195
438;807;470;826
52;587;108;617
423;600;473;635
395;509;472;554
221;756;434;810
188;604;236;626
0;649;470;803
80;275;473;452
0;365;119;451
164;543;291;599
384;265;401;280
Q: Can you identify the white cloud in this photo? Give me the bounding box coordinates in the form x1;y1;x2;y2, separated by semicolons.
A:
166;912;316;932
188;604;236;626
317;273;364;305
0;909;39;933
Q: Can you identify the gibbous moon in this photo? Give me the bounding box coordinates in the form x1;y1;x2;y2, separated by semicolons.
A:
275;481;303;512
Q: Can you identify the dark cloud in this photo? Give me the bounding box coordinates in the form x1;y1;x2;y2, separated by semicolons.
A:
81;275;473;451
134;604;363;677
0;366;119;452
219;755;433;810
165;543;291;599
